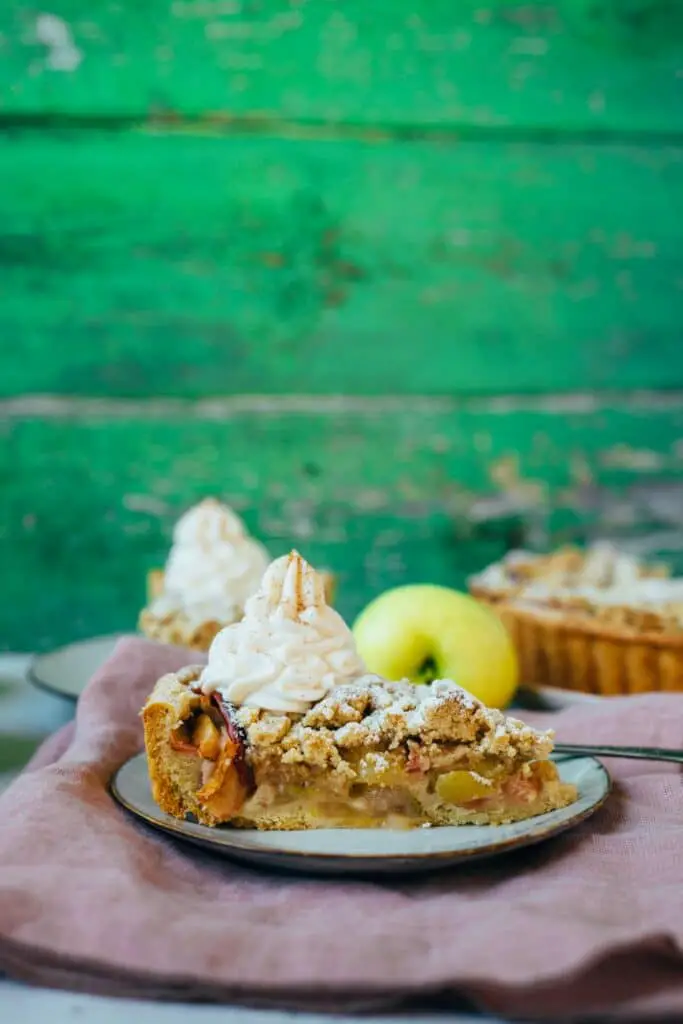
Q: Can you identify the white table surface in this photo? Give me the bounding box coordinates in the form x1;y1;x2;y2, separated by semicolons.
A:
0;652;503;1024
0;981;490;1024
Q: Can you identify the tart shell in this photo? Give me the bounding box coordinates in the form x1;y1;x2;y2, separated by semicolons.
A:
470;584;683;696
139;569;223;650
138;606;224;652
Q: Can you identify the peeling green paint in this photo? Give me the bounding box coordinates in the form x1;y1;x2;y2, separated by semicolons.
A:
3;403;683;650
2;132;683;397
1;2;683;653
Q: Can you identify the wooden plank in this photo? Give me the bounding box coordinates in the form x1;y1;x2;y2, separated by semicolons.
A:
3;396;683;651
1;2;682;132
2;130;683;397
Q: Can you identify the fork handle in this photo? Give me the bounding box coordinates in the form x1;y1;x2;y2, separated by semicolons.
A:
553;743;683;764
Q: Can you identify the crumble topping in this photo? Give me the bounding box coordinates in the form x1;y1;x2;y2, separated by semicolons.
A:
176;668;554;784
472;543;683;632
234;674;553;775
475;542;667;591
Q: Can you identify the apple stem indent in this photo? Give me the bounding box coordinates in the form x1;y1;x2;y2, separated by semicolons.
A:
415;656;438;685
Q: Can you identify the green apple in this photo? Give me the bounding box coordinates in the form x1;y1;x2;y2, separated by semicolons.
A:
352;585;518;708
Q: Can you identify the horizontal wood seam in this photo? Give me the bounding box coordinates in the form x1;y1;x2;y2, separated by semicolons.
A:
3;114;683;148
3;392;683;421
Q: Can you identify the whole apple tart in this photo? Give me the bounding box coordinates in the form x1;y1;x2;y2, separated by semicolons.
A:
469;542;683;696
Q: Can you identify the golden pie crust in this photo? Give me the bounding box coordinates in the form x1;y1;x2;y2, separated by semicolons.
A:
470;547;683;696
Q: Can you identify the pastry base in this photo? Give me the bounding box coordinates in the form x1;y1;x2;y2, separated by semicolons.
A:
141;668;211;820
138;607;223;652
471;587;683;696
229;783;576;831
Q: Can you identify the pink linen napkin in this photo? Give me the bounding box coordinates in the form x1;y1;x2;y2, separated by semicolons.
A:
1;636;682;1020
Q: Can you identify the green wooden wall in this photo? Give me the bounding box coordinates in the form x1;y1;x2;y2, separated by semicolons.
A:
2;1;683;652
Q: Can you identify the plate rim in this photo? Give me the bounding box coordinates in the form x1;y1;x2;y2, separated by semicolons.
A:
110;751;612;865
27;633;126;701
518;683;604;703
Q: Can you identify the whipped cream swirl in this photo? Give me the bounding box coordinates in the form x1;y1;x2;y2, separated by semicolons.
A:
200;550;366;714
154;498;269;625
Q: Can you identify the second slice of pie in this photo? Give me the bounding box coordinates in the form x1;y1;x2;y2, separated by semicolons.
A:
142;551;577;829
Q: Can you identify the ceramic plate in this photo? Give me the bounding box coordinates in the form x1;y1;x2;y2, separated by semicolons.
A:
28;635;124;700
111;753;611;876
516;685;604;712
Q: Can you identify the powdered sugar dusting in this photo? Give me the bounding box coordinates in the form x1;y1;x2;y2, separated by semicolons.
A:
472;543;683;631
297;674;553;763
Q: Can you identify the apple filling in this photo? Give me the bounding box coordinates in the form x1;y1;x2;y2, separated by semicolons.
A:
170;697;253;821
170;703;565;829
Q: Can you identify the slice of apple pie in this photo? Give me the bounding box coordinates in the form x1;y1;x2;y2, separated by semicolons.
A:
142;551;576;829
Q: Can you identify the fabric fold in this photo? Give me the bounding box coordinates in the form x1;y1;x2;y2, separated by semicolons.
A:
1;635;682;1020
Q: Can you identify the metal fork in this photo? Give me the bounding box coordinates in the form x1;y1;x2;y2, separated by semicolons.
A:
553;743;683;764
